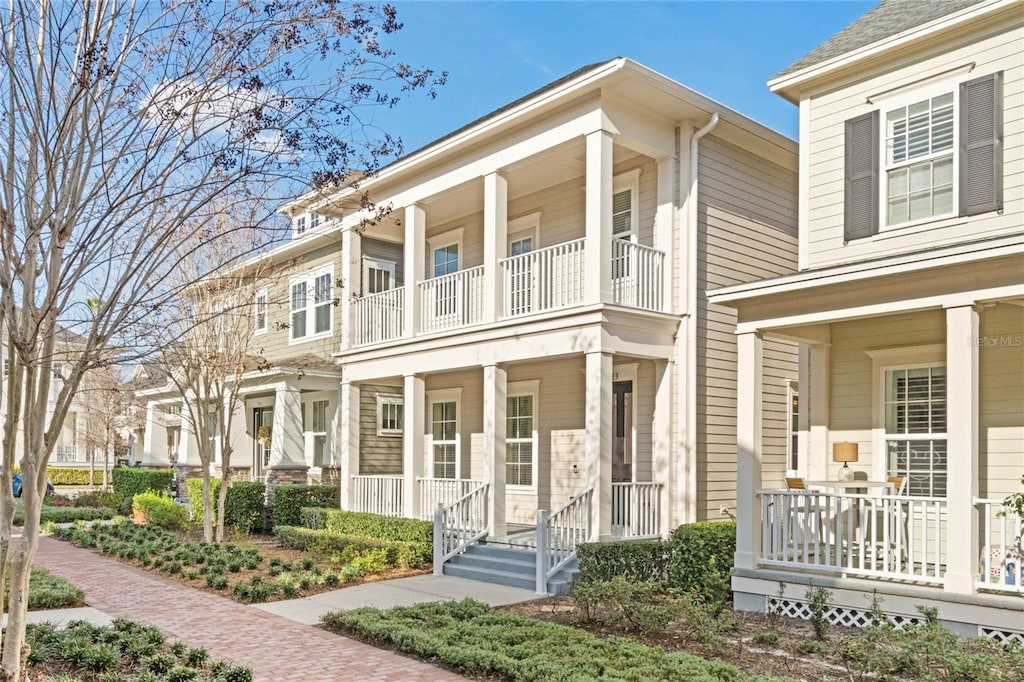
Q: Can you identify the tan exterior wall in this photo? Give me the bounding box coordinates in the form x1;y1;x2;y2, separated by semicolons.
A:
358;383;403;475
803;21;1023;268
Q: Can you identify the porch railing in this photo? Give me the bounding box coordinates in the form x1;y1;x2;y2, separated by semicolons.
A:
419;265;485;334
612;482;662;539
536;487;593;595
353;288;405;346
500;238;585;318
418;478;484;521
433;483;490;571
611;240;665;311
52;445;82;463
976;497;1023;594
351;475;404;517
759;490;946;585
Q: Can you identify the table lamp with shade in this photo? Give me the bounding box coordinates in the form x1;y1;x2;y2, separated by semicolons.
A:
832;442;859;481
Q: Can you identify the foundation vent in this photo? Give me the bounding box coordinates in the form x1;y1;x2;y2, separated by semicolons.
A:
766;597;924;631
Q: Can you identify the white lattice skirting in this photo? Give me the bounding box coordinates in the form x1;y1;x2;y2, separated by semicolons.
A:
980;627;1024;646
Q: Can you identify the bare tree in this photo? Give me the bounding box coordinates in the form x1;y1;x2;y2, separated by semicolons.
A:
79;366;130;488
0;1;443;677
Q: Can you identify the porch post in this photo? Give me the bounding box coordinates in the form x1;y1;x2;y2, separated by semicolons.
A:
402;373;425;518
652;360;672;538
944;304;979;595
141;403;170;467
340;225;361;350
339;380;359;511
482;364;507;537
223;398;247;475
585;351;613;541
735;331;763;570
178;407;201;467
269;383;304;468
655;156;674;314
584;129;613;305
403;204;426;338
483;172;508;323
806;342;830;481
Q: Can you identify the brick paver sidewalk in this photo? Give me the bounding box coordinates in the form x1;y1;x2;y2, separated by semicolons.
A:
34;536;464;682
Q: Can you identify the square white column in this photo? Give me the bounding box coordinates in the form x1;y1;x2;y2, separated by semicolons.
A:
585;351;613;540
944;304;979;595
178;407;202;467
142;403;170;466
339;381;359;511
584;130;613;305
269;382;304;467
482;364;507;537
402;373;425;518
655;156;674;314
340;226;361;350
404;205;426;338
806;343;830;481
735;331;763;570
224;398;247;473
652;360;672;538
483;173;508;323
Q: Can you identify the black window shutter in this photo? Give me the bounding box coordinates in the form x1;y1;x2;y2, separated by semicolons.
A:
844;110;879;241
960;71;1003;216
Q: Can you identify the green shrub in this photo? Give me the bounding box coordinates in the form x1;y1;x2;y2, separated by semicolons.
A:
576;540;671;583
72;490;125;510
273;525;427;568
45;468;105;485
113;468;173;501
185;478;221;522
668;521;736;605
14;504;116;525
271;485;337;528
224;481;266;534
299;507;328;529
132;492;190;531
3;568;86;610
319;509;432;544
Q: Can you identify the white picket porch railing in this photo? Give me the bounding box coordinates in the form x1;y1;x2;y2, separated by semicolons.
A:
500;238;586;318
611;240;665;311
353;288;405;346
351;475;404;517
536;488;593;595
433;483;490;571
52;445;83;463
611;482;662;539
417;478;485;520
760;490;946;584
419;266;485;333
976;497;1023;594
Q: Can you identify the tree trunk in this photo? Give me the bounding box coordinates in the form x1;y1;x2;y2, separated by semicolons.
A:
216;468;230;544
1;463;45;681
201;469;213;543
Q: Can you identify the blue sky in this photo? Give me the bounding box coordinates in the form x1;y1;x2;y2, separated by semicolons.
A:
367;1;875;154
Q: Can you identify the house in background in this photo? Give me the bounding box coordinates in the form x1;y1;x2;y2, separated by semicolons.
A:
278;57;802;590
709;0;1022;640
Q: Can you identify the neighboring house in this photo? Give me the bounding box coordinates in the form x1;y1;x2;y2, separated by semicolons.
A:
275;57;801;589
708;0;1023;641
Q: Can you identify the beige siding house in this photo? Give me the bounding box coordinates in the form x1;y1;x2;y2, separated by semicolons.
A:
709;0;1023;641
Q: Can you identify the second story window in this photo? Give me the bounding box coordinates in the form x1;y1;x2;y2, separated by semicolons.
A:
254;289;268;334
294;214;307;237
289;268;333;341
884;92;954;226
433;243;459;277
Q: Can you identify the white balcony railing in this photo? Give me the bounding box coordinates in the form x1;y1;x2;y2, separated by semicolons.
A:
419;266;485;334
418;477;484;521
501;238;586;318
760;490;946;584
353;288;405;346
611;240;665;311
976;497;1023;594
611;482;662;539
351;475;404;517
53;445;83;463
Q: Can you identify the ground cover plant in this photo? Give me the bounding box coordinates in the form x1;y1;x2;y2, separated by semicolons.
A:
19;618;252;681
13;500;116;526
1;568;85;611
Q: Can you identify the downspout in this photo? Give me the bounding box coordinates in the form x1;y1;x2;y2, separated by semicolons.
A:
681;113;719;525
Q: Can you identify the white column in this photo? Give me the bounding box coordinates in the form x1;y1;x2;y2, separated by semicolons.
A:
404;204;426;338
585;351;613;540
269;382;304;467
584;130;613;305
483;172;508;323
735;332;763;570
141;403;170;466
482;364;507;537
224;398;247;473
655;156;674;314
178;408;202;467
652;360;672;538
339;381;359;511
402;373;425;518
944;304;979;595
340;226;361;350
806;343;830;481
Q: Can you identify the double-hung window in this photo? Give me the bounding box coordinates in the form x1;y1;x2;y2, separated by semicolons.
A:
290;268;333;341
883;366;946;497
254;289;268;334
884;93;954;226
611;170;639;283
431;400;458;479
310;399;328;467
377;395;403;437
506;388;537;489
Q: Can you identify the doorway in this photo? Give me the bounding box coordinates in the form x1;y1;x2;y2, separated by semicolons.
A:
253;406;273;479
612;381;633;482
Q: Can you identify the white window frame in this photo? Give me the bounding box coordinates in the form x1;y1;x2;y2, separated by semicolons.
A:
786;380;800;475
876;80;959;231
308;398;329;468
427;227;464;278
612;169;641;242
376;394;403;437
427;388;461;480
363;257;397;296
293;214;307;238
506;380;539;493
507;212;540;253
253;288;268;335
288;266;333;344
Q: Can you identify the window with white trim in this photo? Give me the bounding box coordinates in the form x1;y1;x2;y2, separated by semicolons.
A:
254;289;268;334
377;395;403;437
431;400;458;479
883;366;946;497
294;214;307;237
364;258;396;295
884;92;955;226
289;268;333;341
506;392;536;488
310;399;328;467
611;170;640;281
786;384;799;472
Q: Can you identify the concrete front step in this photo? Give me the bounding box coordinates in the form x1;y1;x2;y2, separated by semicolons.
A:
441;543;579;595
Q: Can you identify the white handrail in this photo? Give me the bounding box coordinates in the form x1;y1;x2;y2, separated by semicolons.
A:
352;287;405;346
417;478;484;521
611;240;664;311
419;265;485;333
976;497;1023;594
500;238;585;317
536;488;593;594
433;482;490;572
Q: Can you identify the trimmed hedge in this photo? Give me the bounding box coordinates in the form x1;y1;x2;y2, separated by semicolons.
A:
112;467;173;501
14;505;116;526
224;481;266;534
271;485;337;528
45;468;105;485
577;539;672;583
132;491;189;531
303;508;433;545
274;526;429;568
668;521;736;604
185;478;222;522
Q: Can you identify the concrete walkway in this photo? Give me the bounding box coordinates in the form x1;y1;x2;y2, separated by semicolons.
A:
33;536;469;681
